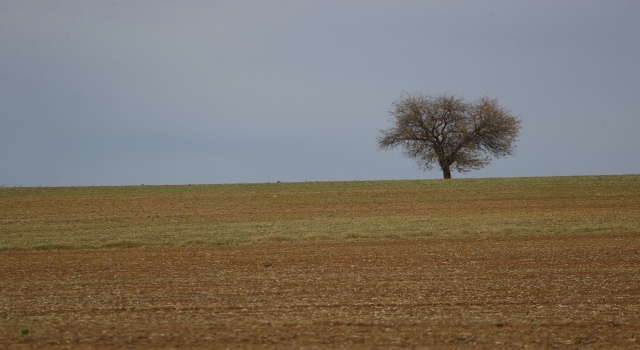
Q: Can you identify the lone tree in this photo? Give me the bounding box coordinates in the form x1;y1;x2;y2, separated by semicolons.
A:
378;92;521;179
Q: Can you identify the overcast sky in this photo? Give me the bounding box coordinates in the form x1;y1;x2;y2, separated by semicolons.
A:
1;1;639;186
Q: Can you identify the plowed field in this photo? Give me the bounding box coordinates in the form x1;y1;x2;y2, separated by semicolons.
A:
2;233;639;349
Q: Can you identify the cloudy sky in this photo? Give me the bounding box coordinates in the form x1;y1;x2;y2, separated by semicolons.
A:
1;1;639;186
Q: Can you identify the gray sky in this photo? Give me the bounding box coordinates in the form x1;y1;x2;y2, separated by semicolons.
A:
1;0;639;186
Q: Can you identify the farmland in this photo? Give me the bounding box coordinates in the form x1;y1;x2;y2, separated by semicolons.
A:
1;175;639;348
1;175;638;250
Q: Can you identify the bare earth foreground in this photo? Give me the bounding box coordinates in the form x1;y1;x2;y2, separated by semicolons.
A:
1;233;639;349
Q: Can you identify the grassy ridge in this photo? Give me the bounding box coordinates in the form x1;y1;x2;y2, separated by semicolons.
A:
1;175;638;250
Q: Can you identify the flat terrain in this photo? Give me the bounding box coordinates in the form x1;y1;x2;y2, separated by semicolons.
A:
1;175;639;250
1;175;639;348
1;234;639;348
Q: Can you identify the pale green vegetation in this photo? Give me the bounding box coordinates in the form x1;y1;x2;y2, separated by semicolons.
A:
1;175;638;251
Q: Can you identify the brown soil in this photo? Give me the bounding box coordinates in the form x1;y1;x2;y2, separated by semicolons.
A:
1;233;639;349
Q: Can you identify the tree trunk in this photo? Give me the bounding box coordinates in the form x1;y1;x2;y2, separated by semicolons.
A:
442;166;451;179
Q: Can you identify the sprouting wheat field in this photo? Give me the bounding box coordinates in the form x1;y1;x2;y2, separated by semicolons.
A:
1;175;639;348
1;175;638;250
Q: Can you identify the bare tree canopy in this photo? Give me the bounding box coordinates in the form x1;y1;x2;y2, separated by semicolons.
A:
378;92;521;179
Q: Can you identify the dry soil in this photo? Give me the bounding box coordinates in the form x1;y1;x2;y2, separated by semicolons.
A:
1;233;639;349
